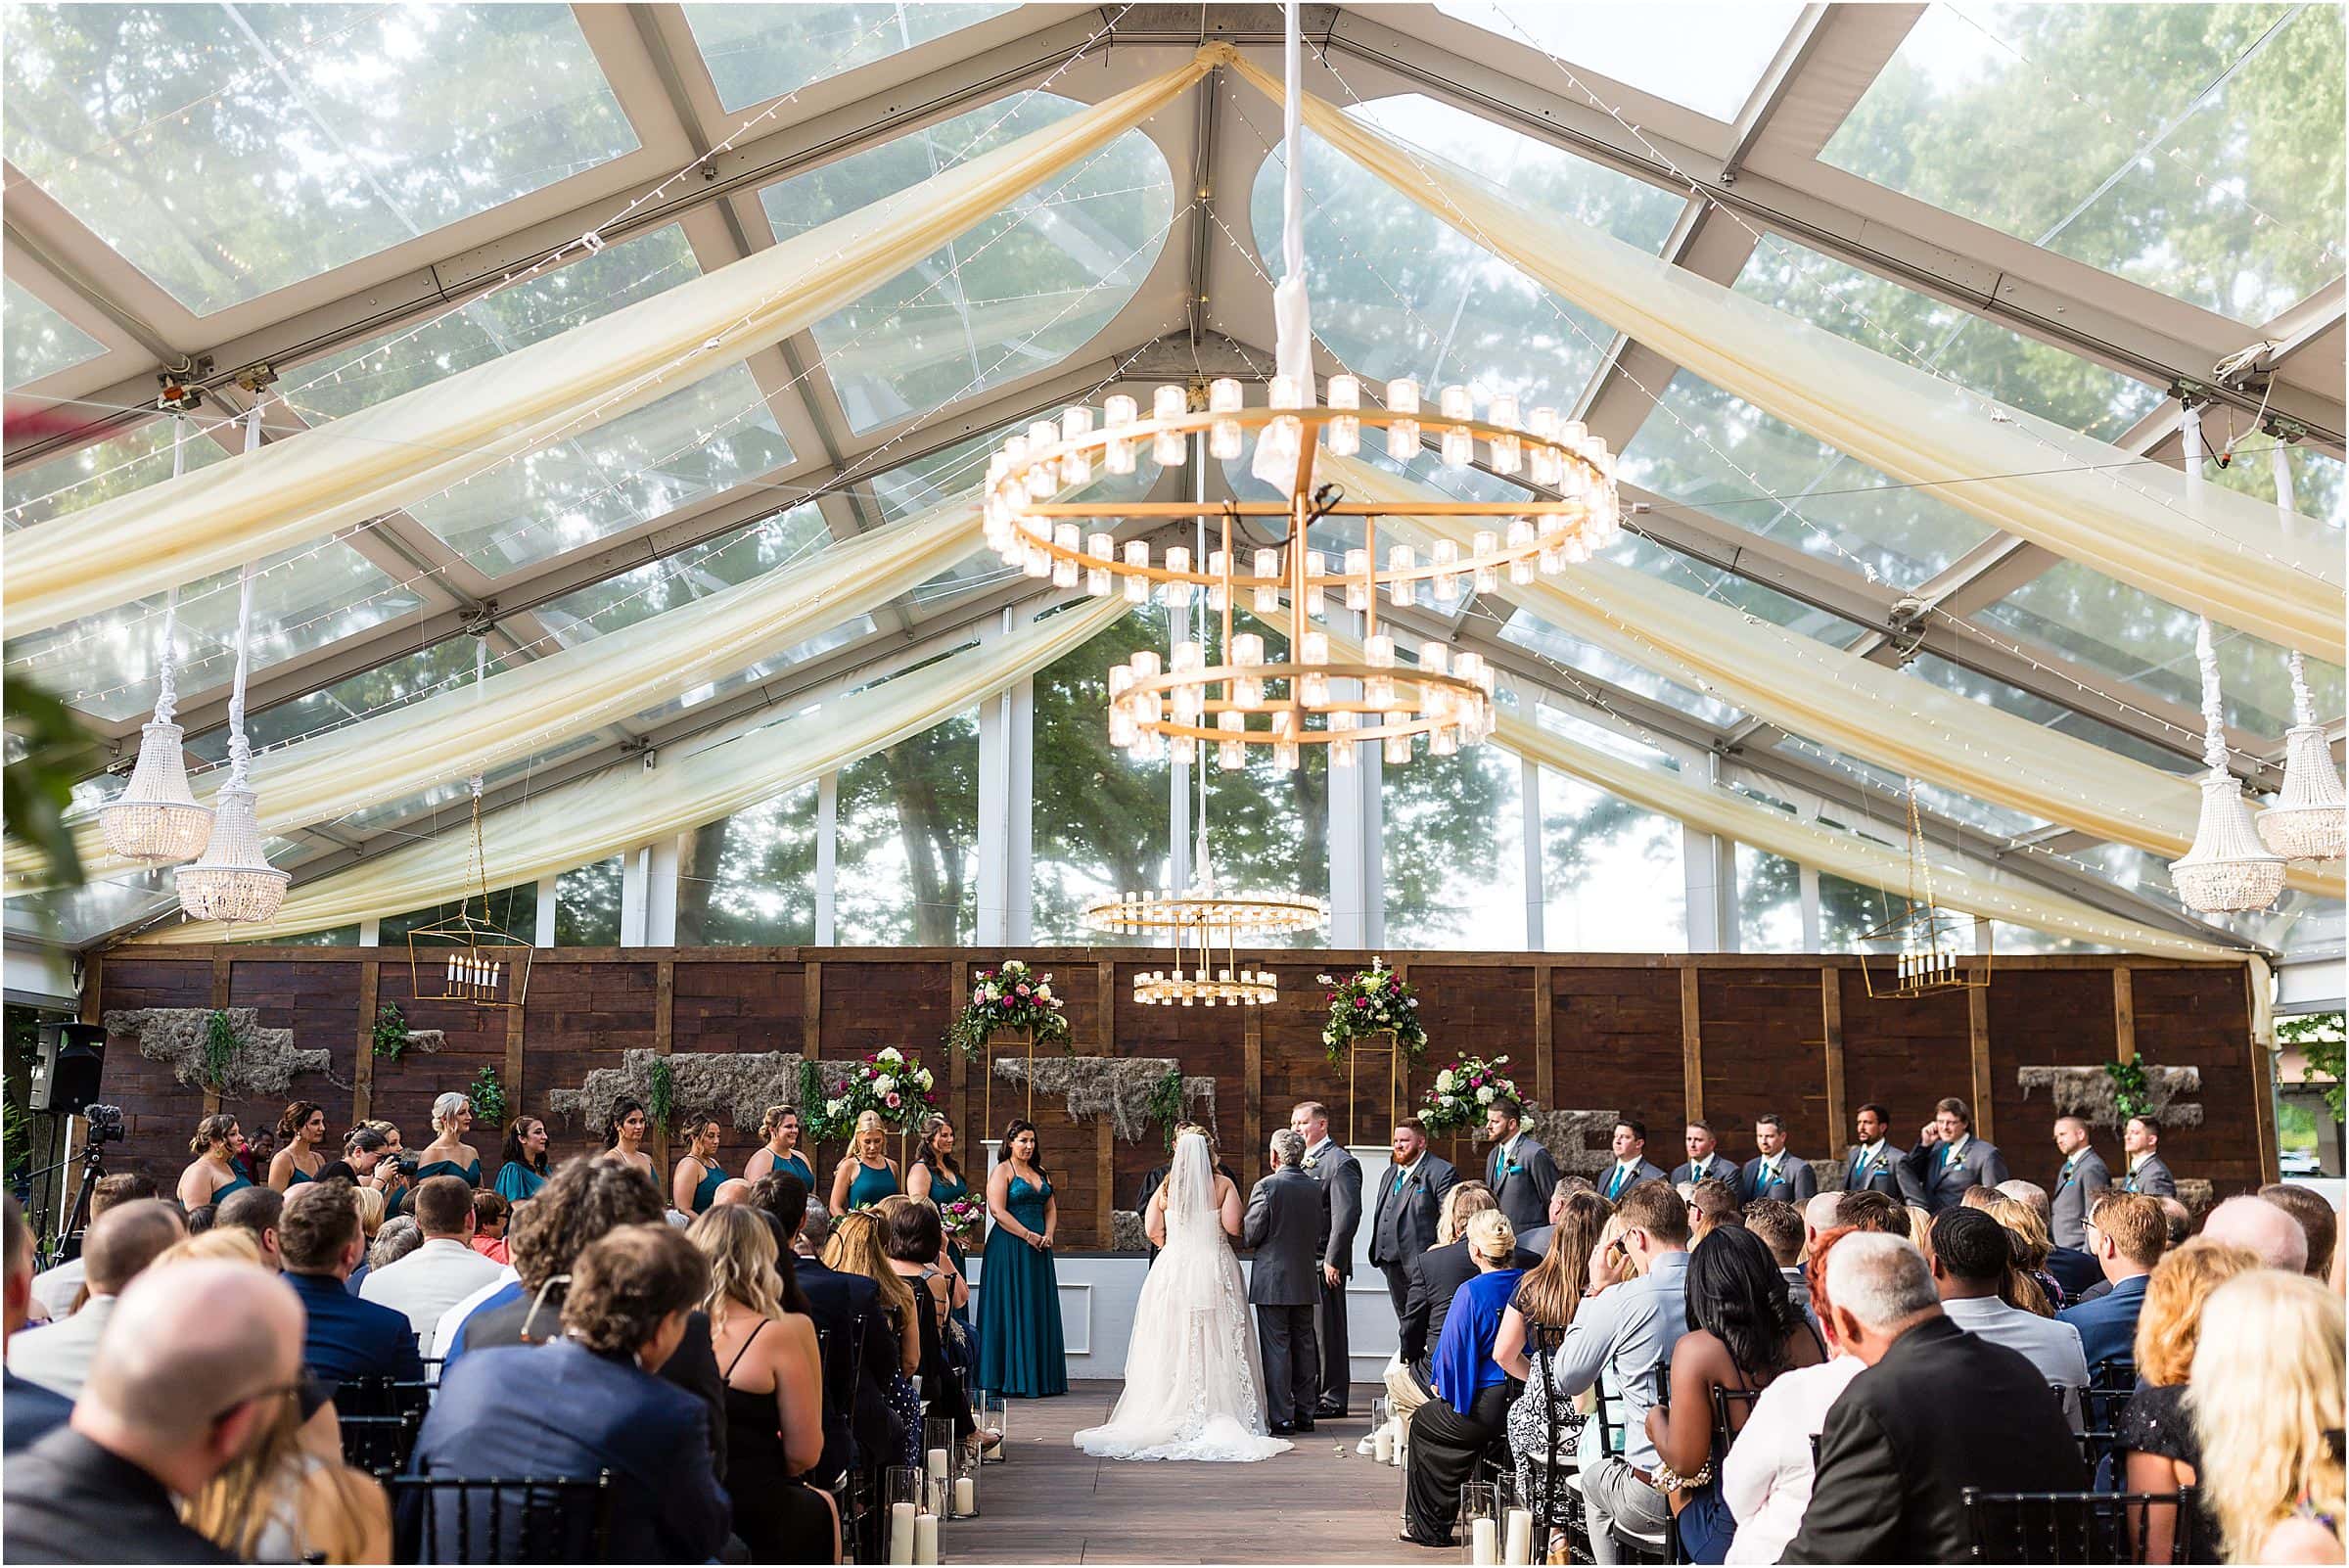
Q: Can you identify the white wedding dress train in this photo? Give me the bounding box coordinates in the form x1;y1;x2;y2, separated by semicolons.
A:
1073;1133;1292;1463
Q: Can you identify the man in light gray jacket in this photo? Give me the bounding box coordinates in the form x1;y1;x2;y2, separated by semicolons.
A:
1245;1130;1324;1435
1290;1101;1361;1418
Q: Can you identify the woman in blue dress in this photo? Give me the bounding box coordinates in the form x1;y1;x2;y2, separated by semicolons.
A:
176;1114;253;1211
494;1115;550;1202
743;1104;816;1191
412;1092;484;1190
267;1101;327;1190
671;1113;729;1215
829;1110;901;1215
977;1118;1066;1399
906;1113;975;1328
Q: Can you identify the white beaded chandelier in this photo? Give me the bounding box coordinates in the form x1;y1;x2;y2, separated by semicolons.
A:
2169;619;2286;914
2257;650;2347;863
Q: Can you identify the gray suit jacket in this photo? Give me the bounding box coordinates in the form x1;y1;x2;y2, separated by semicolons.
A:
1370;1154;1458;1270
1301;1138;1362;1276
1840;1142;1903;1196
1900;1136;2011;1214
2119;1153;2176;1198
1245;1168;1325;1307
1743;1152;1819;1204
1486;1135;1561;1233
2050;1148;2112;1248
1671;1156;1745;1198
1598;1158;1668;1204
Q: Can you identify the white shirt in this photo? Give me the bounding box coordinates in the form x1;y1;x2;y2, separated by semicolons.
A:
27;1258;84;1321
430;1266;520;1370
1304;1136;1335;1167
6;1294;116;1399
358;1237;506;1357
1721;1355;1866;1564
1941;1294;2089;1429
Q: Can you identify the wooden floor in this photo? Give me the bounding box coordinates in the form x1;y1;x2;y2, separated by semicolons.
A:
948;1382;1456;1565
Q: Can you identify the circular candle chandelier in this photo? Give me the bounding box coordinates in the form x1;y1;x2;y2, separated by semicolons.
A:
1082;883;1321;1006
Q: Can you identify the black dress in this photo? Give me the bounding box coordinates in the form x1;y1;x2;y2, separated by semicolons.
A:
720;1319;837;1565
909;1268;977;1441
2117;1382;2223;1563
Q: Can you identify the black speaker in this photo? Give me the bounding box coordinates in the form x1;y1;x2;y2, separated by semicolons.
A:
27;1023;105;1117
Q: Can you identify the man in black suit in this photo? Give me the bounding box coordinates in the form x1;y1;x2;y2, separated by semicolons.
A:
1483;1095;1560;1233
1781;1232;2084;1563
1290;1101;1362;1418
1840;1102;1903;1196
1368;1119;1457;1323
2119;1115;2177;1197
1245;1131;1324;1435
754;1172;892;1485
1670;1120;1743;1196
1742;1112;1819;1204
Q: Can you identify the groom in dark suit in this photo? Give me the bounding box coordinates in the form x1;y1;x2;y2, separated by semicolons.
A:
1290;1101;1361;1418
1368;1120;1458;1322
1245;1130;1323;1435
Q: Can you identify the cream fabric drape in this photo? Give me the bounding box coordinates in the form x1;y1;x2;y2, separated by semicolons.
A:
1324;453;2342;901
8;53;1217;635
139;600;1128;943
1219;49;2341;657
8;501;988;891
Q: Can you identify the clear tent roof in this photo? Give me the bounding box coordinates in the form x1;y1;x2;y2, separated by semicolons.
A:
2;2;2340;957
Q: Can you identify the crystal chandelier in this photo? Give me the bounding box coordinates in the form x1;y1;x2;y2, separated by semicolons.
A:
175;557;289;923
2170;619;2285;912
2257;650;2345;862
1858;781;1991;999
99;413;213;865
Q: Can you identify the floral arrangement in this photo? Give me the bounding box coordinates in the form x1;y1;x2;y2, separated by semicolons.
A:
946;958;1072;1060
1318;958;1428;1064
809;1046;938;1142
939;1193;986;1238
1418;1054;1518;1137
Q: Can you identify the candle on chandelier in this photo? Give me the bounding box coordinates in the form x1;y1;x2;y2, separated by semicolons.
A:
1343;548;1371;611
1489;393;1521;474
1253;548;1279;613
1303;550;1326;616
1431;538;1460;602
1165;546;1192;606
1104;393;1138;474
1471;530;1500;594
1385;377;1420;459
1388;545;1414;608
1330;709;1358;767
1153;386;1188;465
1207;549;1229;612
1440;385;1475;467
1086;532;1115;596
1327;375;1360;456
1209;378;1244;461
1124;541;1151;604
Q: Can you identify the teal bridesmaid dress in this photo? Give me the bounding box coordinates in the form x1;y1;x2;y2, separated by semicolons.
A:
210;1171;254;1203
493;1162;546;1202
414;1157;483;1187
283;1165;314;1188
689;1159;727;1213
976;1173;1066;1399
845;1160;899;1210
924;1164;974;1332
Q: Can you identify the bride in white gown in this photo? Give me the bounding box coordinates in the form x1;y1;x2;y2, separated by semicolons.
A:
1073;1130;1292;1462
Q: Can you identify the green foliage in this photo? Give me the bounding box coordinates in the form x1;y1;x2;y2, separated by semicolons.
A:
2;680;103;891
797;1058;824;1142
2;1097;30;1185
2280;1011;2346;1122
946;960;1071;1060
2103;1059;2154;1122
201;1009;238;1090
467;1066;507;1128
1318;960;1429;1063
1147;1067;1187;1148
371;1003;411;1061
647;1057;674;1134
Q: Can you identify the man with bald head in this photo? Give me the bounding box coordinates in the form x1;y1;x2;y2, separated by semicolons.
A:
2201;1193;2311;1274
7;1199;183;1400
6;1260;303;1562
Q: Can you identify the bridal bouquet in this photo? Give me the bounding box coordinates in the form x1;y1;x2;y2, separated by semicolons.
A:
946;957;1073;1059
939;1194;986;1239
1418;1054;1518;1137
1318;958;1428;1064
809;1046;938;1141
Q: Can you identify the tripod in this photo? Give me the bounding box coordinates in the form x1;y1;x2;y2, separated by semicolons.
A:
22;1133;108;1270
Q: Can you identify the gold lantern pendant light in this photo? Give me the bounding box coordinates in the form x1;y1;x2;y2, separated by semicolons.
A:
406;774;533;1010
1859;780;1991;1000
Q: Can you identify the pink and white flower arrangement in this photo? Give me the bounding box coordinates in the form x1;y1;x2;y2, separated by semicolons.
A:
1418;1054;1517;1137
1318;958;1428;1064
946;957;1073;1059
808;1045;938;1142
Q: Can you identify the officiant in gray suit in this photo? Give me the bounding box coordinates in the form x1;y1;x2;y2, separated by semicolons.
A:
1246;1130;1325;1435
1290;1101;1361;1418
1483;1096;1560;1233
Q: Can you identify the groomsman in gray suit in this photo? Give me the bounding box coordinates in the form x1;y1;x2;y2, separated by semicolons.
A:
1369;1120;1457;1323
1599;1119;1668;1203
1899;1096;2011;1214
1672;1121;1745;1196
1245;1130;1323;1434
2119;1116;2177;1197
1290;1101;1361;1418
1743;1113;1819;1204
1840;1103;1903;1196
1484;1096;1560;1233
2050;1116;2113;1249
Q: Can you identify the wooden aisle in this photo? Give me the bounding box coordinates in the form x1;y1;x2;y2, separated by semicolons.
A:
948;1381;1454;1565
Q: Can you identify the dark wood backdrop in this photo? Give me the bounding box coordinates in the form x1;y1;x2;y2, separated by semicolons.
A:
84;946;2275;1246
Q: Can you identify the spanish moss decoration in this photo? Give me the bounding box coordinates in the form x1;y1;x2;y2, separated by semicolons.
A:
992;1056;1217;1143
553;1049;884;1138
104;1007;330;1098
2018;1064;2203;1130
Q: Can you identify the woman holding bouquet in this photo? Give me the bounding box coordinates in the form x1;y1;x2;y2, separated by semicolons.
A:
908;1114;975;1270
830;1109;902;1214
978;1118;1067;1399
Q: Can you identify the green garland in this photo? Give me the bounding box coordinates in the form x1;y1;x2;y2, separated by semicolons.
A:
647;1057;675;1134
2103;1059;2153;1121
371;1002;411;1061
468;1065;508;1128
202;1009;238;1090
1146;1066;1187;1147
798;1059;824;1136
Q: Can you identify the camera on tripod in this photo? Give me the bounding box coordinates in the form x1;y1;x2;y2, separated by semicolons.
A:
81;1104;125;1146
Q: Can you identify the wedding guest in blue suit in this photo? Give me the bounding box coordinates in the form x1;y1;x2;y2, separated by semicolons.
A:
278;1180;426;1386
412;1224;731;1563
2059;1190;2166;1367
3;1196;70;1455
1898;1097;2009;1215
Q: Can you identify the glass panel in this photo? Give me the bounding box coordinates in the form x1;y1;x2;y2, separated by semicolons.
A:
4;874;178;947
557;856;623;945
1820;4;2346;322
337;732;607;834
232;925;359;946
1821;871;1893;952
1899;651;2203;773
2204;442;2347;530
1196;751;1328;951
381;883;537;945
286;226;792;577
1386;743;1527;948
684;3;1019;111
1033;609;1171;945
1731;240;2166;441
2;4;639;315
3;415;229;532
1735;843;1805;951
2;278;102;389
1435;1;1806;120
534;502;835;646
1539;766;1686;951
198;641;492;758
674;787;817;945
834;709;978;944
1991;921;2113;955
1251;92;1683;411
760;94;1174;432
1501;606;1740;726
1624;369;1997;586
1767;732;2046;838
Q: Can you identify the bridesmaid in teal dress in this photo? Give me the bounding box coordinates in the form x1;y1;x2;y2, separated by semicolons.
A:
671;1114;729;1214
412;1092;484;1187
176;1114;253;1211
907;1114;974;1314
267;1101;328;1190
977;1118;1066;1399
494;1115;550;1202
830;1110;902;1215
744;1105;817;1191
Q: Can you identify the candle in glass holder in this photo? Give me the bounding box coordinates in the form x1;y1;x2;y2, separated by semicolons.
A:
889;1503;917;1565
913;1513;940;1565
1504;1507;1533;1564
1470;1516;1498;1565
1373;1427;1396;1464
954;1475;977;1515
926;1447;949;1482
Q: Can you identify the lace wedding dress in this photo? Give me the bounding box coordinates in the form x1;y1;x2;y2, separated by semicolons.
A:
1073;1132;1292;1463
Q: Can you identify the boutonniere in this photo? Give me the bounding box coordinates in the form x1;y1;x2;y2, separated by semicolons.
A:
1303;1155;1319;1170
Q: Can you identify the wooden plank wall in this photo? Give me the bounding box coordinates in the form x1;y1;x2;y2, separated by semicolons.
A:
85;948;2270;1239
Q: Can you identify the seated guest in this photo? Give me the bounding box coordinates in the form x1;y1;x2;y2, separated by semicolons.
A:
29;1173;155;1319
492;1116;550;1203
7;1200;183;1399
1833;1187;1906;1234
2158;1196;2193;1250
1514;1179;1573;1261
1927;1208;2086;1427
2005;1174;2102;1300
344;1186;388;1294
1980;1193;2062;1313
2256;1181;2337;1282
1402;1211;1526;1546
182;1203;217;1235
2189;1270;2343;1563
277;1180;425;1386
4;1195;71;1453
365;1216;422;1275
1743;1199;1815;1327
2058;1189;2165;1368
1394;1183;1527;1430
1799;1191;1841;1259
1496;1190;1613;1531
180;1361;391;1563
2200;1192;2308;1273
1780;1233;2085;1562
1686;1176;1744;1247
450;1154;729;1479
757;1173;893;1486
154;1230;265;1269
4;1260;306;1564
824;1209;923;1467
671;1112;728;1216
2115;1239;2260;1564
412;1225;733;1563
878;1197;977;1451
470;1189;511;1265
359;1174;504;1356
214;1184;284;1271
1721;1226;1867;1565
176;1114;253;1211
710;1178;755;1209
687;1205;837;1563
1648;1224;1825;1562
1897;1096;2009;1215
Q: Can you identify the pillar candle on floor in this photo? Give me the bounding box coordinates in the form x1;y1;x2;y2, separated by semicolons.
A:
1373;1428;1395;1464
1470;1515;1498;1564
927;1447;950;1482
954;1476;977;1515
1504;1507;1533;1565
913;1512;941;1565
890;1503;917;1566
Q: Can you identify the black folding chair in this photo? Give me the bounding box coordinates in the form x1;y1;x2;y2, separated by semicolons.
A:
2080;1359;2138;1469
1585;1368;1672;1565
388;1470;615;1564
1520;1323;1590;1565
1961;1486;2199;1564
334;1375;434;1480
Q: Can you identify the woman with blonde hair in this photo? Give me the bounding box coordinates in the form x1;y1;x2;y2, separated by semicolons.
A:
1981;1194;2060;1314
2111;1240;2260;1563
408;1093;482;1218
744;1104;815;1190
181;1372;392;1562
829;1109;900;1215
688;1204;836;1563
1402;1210;1527;1546
2189;1270;2344;1564
1435;1179;1497;1247
824;1207;923;1465
155;1228;266;1270
343;1185;390;1294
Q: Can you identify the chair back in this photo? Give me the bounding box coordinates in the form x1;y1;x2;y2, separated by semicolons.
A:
1960;1487;2198;1564
335;1374;435;1478
1708;1383;1763;1460
2080;1359;2136;1466
389;1470;615;1564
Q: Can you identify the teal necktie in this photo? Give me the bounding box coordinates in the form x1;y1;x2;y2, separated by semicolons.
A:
1607;1166;1625;1199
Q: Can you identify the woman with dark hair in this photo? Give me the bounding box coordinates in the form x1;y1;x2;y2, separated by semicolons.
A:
905;1114;975;1313
1645;1224;1825;1562
671;1113;727;1215
744;1105;815;1190
602;1097;656;1185
494;1116;550;1202
878;1196;982;1453
1497;1189;1615;1528
177;1114;253;1210
977;1118;1066;1399
269;1102;328;1190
